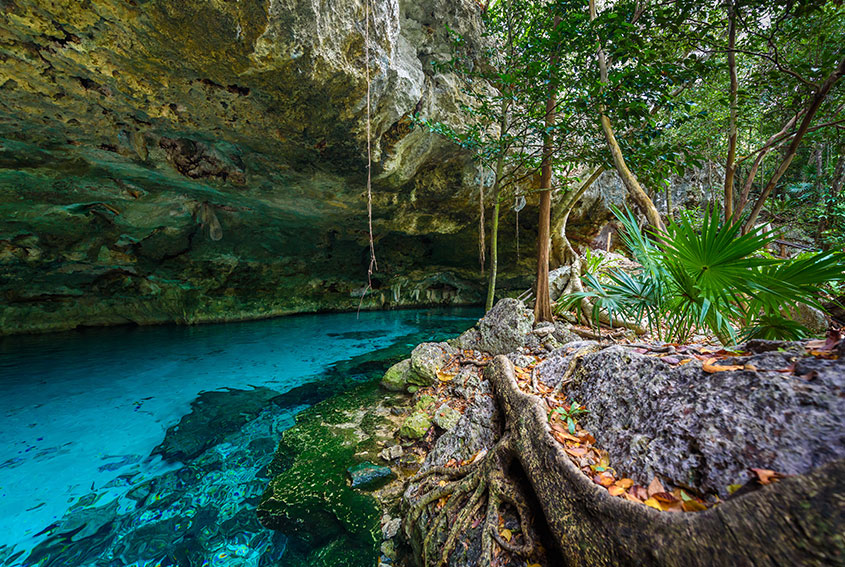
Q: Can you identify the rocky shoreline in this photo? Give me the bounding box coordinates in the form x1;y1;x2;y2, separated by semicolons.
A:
263;299;844;567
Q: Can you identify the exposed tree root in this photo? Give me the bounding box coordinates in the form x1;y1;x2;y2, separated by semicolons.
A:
405;434;536;567
485;354;845;567
551;343;605;395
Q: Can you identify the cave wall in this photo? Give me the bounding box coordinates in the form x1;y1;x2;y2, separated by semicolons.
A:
0;0;539;335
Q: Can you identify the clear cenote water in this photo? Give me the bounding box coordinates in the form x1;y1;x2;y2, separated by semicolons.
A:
0;307;480;567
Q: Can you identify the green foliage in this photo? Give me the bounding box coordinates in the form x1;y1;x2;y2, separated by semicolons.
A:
550;401;589;435
560;207;845;344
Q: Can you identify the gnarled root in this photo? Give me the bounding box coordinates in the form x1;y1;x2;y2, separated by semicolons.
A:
404;434;536;567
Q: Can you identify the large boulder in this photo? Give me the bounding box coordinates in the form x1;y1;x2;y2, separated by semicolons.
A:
380;359;414;392
409;342;454;386
478;298;534;355
545;343;845;497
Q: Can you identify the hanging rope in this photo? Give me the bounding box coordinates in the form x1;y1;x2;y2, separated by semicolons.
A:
358;0;377;314
478;162;486;274
513;194;526;262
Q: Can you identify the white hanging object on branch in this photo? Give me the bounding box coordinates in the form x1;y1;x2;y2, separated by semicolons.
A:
513;194;525;261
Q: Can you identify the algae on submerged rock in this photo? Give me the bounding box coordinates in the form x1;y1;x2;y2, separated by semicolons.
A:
257;381;401;566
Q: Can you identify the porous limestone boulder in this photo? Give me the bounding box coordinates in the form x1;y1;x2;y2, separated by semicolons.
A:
409;342;454;386
478;298;534;355
399;410;432;440
548;343;845;497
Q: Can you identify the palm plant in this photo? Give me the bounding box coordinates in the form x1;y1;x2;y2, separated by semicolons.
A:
558;206;845;344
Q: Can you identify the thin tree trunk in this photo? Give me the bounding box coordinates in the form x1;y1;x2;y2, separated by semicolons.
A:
742;56;845;233
665;187;673;222
724;1;738;221
486;198;500;311
535;90;556;323
533;13;560;324
819;147;845;249
590;0;665;233
478;164;486;274
485;98;511;312
736;109;804;214
551;167;605;267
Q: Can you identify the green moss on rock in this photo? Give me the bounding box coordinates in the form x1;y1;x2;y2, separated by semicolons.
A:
257;382;398;564
399;410;432;439
380;358;412;392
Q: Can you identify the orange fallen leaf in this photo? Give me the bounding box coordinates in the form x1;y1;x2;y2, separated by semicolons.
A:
647;477;666;498
597;473;616;487
608;485;626;497
682;499;707;512
702;357;744;373
624;492;643;503
615;478;634;489
578;432;597;444
566;446;589;458
750;468;784;485
551;428;581;443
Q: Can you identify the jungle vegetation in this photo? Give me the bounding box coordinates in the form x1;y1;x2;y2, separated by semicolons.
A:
417;0;845;341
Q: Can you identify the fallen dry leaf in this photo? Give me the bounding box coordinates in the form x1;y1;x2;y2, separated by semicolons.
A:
643;498;662;511
652;491;679;504
702;357;744;373
647;477;666;498
750;468;784;485
681;499;707;512
608;485;626;497
500;528;512;542
565;446;589;458
615;478;634;489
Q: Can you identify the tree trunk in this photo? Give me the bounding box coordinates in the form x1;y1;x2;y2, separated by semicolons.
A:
736;109;804;214
742;56;845;233
486;197;501;312
724;1;738;221
485;98;510;312
534;20;559;324
819;147;845;249
551;167;605;268
485;355;845;567
590;0;665;233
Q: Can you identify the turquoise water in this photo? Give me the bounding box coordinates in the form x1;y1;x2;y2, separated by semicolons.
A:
0;307;480;567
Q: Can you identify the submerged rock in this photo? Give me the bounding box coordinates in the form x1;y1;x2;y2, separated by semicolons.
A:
258;382;401;565
348;462;394;490
154;386;282;461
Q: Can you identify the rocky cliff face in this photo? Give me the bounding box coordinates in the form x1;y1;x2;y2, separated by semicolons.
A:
0;0;534;334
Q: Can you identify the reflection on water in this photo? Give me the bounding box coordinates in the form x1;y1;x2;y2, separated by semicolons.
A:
0;307;480;566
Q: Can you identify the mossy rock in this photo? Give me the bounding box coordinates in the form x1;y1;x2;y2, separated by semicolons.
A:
414;394;437;411
399;410;432;439
381;358;412;392
408;342;453;386
257;382;396;563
